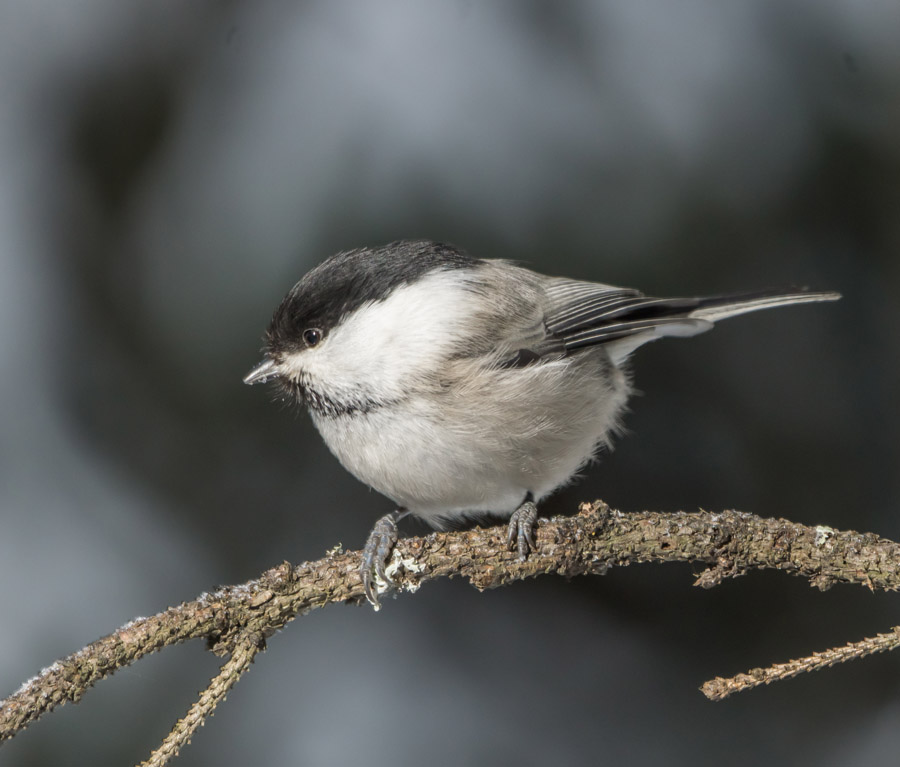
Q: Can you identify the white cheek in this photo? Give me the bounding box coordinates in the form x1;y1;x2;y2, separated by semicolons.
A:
282;270;478;398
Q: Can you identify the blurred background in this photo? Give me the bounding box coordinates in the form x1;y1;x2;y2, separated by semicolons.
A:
1;1;898;765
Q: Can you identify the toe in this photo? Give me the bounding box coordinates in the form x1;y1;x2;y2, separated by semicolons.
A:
509;501;538;560
361;562;379;607
506;516;519;551
359;512;402;608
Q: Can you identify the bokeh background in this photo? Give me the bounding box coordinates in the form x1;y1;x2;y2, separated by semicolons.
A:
1;2;899;765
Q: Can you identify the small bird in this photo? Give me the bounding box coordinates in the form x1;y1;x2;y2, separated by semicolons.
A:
244;240;839;605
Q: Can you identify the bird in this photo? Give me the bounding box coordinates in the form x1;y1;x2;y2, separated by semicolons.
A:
244;240;840;605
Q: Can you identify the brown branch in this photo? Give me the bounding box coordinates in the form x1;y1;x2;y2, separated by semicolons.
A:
701;626;900;700
139;636;262;767
2;501;900;762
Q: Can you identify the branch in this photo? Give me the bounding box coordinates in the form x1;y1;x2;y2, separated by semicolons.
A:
701;626;900;700
139;636;262;767
2;501;899;764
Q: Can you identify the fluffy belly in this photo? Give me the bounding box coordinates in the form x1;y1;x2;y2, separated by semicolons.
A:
313;406;532;517
310;354;629;527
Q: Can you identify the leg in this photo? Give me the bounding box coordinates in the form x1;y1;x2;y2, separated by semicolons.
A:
361;510;408;607
506;493;538;560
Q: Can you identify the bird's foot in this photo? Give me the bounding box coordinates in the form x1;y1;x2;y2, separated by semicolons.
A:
506;495;538;560
361;511;404;608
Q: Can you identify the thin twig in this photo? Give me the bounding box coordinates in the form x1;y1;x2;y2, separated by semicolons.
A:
139;636;262;767
701;626;900;700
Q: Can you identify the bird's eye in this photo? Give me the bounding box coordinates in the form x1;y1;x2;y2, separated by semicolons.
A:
302;328;323;347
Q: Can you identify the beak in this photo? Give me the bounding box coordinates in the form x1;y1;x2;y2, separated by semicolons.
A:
243;358;279;386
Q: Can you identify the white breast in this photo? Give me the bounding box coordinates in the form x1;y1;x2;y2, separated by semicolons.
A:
310;350;629;527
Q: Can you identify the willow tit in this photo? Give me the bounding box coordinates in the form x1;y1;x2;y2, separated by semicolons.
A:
245;240;839;605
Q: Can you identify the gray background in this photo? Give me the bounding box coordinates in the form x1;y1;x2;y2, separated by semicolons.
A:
1;1;898;765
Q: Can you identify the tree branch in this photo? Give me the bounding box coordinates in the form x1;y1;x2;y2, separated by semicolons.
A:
701;626;900;700
2;501;899;764
139;636;262;767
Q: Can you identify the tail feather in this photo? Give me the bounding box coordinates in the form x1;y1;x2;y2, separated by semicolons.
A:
686;290;841;323
600;289;840;365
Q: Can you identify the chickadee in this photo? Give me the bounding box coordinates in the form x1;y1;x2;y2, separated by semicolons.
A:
245;240;839;605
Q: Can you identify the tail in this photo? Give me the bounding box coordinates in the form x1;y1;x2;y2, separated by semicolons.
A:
601;289;841;364
684;289;842;323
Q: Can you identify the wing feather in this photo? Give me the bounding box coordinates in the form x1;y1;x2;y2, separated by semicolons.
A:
534;279;839;362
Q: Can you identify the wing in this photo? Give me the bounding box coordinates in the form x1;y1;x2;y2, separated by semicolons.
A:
543;279;709;350
528;278;840;366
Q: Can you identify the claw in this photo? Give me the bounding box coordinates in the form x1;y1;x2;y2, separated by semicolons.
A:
506;496;538;560
360;511;403;607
